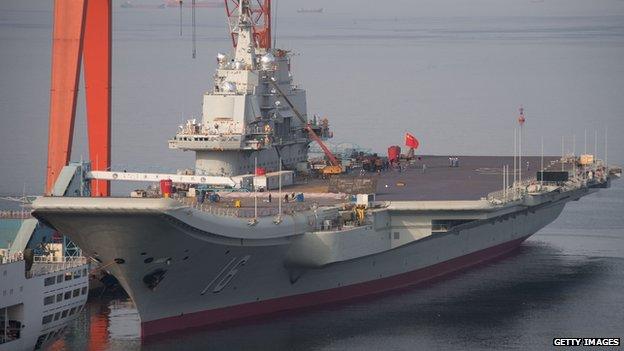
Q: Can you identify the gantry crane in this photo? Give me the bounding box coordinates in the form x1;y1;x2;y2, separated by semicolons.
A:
45;0;272;196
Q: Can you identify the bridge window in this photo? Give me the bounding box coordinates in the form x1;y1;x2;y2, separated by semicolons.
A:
44;277;55;286
44;295;55;305
42;314;53;324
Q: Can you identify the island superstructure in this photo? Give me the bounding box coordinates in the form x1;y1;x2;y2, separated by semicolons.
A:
168;0;328;176
31;0;617;340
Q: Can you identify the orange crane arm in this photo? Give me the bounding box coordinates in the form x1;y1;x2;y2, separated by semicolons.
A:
267;78;340;167
304;125;340;167
46;0;111;196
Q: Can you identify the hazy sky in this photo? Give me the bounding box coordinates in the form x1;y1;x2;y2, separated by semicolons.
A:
1;0;623;194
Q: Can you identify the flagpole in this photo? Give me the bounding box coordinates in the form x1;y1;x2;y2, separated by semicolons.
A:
594;129;598;164
541;135;544;186
278;156;282;218
513;127;517;188
605;126;608;171
561;135;565;171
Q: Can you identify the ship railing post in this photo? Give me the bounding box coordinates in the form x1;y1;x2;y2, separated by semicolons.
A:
519;125;522;185
502;164;506;201
594;129;598;164
604;126;608;172
541;135;544;188
513;128;518;193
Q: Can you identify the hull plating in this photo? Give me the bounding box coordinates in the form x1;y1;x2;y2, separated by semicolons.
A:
37;201;566;337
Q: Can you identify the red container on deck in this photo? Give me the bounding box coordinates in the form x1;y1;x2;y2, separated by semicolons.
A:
160;179;173;198
255;167;266;176
387;145;401;163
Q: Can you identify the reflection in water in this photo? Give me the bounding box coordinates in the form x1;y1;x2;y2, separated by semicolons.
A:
88;304;110;351
106;300;141;341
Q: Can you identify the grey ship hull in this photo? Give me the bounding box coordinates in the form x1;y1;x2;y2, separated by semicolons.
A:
32;187;588;337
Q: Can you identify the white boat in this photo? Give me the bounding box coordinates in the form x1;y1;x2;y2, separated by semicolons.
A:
0;220;88;351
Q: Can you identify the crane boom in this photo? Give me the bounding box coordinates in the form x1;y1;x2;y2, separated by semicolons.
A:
267;78;341;167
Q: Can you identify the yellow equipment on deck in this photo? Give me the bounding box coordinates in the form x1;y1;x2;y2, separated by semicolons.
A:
321;165;343;176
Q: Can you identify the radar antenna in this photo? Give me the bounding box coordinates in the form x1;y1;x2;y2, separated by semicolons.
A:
224;0;271;49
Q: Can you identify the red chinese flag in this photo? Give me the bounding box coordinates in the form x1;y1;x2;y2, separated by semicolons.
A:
405;132;419;149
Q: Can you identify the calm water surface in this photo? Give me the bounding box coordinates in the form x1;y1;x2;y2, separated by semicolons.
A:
48;180;624;350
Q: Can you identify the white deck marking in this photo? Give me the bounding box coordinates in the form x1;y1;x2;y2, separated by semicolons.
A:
200;256;237;295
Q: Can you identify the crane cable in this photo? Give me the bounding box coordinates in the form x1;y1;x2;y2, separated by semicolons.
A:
273;0;278;48
192;0;197;58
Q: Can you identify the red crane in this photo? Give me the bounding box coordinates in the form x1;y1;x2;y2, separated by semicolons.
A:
46;0;276;196
46;0;112;196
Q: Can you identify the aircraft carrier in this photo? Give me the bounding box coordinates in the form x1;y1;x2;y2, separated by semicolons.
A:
31;0;616;339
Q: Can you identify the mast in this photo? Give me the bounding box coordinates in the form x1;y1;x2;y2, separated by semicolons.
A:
234;0;256;67
540;135;544;186
254;156;258;219
513;127;517;188
225;0;271;50
605;126;608;170
561;136;565;171
517;106;525;185
594;129;598;163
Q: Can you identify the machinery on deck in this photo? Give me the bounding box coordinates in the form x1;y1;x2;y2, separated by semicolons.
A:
266;78;343;176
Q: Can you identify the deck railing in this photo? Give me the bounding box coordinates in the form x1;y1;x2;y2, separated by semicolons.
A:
175;197;312;218
0;210;32;219
486;179;531;204
27;256;88;277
